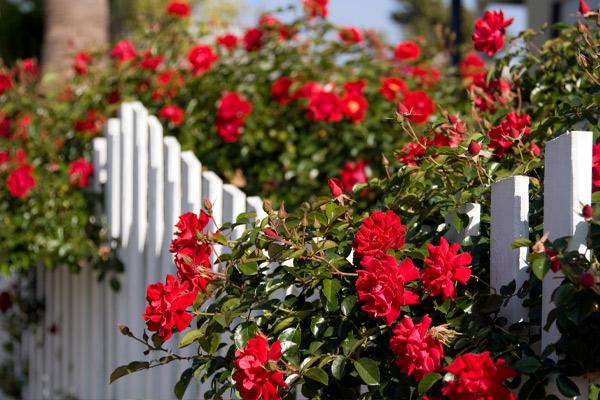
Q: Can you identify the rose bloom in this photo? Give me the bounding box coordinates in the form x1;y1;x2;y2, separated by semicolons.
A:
142;274;197;341
232;334;288;400
472;10;514;57
341;80;367;123
110;39;137;63
352;210;406;258
68;158;94;187
215;92;252;142
293;81;324;99
340;159;367;192
0;72;13;95
271;76;294;105
442;352;516;400
339;26;362;43
0;114;10;138
170;211;211;253
216;33;238;50
7;165;36;198
422;237;472;300
399;90;435;124
243;27;264;52
73;110;105;135
593;143;600;190
174;245;212;292
406;66;441;87
165;0;192;17
187;45;218;76
394;40;421;61
487;112;531;156
139;50;163;71
459;52;486;80
306;91;343;122
379;77;408;101
469;72;512;112
20;58;39;77
356;254;420;326
389;315;444;381
303;0;328;18
72;52;92;75
159;105;185;126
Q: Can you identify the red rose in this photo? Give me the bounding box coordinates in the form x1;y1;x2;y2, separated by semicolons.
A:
174;245;212;292
422;237;472;300
487;112;531;156
430;114;464;148
356;254;420;326
243;28;264;52
165;0;192;17
468;141;481;156
0;151;9;167
379;77;408;101
399;90;435;124
394;40;421;61
68;158;94;187
170;211;211;253
216;33;238;50
20;58;39;77
72;52;93;75
7;165;36;198
406;66;441;87
459;52;485;80
293;81;323;99
341;81;368;123
339;27;362;44
139;50;164;71
389;315;444;380
340;160;367;192
232;334;288;400
271;77;294;105
469;72;512;112
107;89;121;104
472;10;514;57
303;0;328;18
142;274;197;341
110;40;137;63
187;45;218;76
159;105;185;126
215;92;252;142
306;91;343;122
530;142;541;157
0;114;10;138
0;72;13;95
579;271;596;288
593;143;600;191
442;352;516;400
352;210;406;258
73;110;105;135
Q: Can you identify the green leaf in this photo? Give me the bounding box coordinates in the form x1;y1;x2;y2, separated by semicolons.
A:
110;361;150;383
331;356;346;380
512;238;532;249
304;367;329;386
322;279;341;303
310;316;326;337
530;253;550;280
556;374;580;397
174;368;194;400
514;356;541;374
418;373;442;395
341;295;357;316
237;261;258;275
178;329;202;349
234;324;258;349
273;317;296;334
353;358;380;385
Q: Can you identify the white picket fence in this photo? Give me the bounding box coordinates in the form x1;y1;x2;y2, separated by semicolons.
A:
7;101;597;399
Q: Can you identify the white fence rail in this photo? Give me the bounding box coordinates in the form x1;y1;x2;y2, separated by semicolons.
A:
6;101;597;399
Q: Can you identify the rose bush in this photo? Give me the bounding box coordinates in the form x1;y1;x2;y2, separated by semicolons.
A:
112;4;600;399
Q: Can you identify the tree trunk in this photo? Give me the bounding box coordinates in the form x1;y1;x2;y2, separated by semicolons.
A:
42;0;109;76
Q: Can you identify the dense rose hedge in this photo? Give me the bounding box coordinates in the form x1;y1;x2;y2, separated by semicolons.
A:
109;2;600;399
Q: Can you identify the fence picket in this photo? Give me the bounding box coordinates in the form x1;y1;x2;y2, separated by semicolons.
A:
202;171;224;268
223;184;247;239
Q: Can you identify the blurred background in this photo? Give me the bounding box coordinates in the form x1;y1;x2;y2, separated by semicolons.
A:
0;0;588;74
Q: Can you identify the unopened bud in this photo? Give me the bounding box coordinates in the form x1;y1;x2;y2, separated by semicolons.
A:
583;204;594;220
278;203;287;219
203;198;213;214
118;324;131;336
468;141;481;156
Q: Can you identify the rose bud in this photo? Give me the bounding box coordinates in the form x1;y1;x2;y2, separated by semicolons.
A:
579;271;596;288
328;177;344;198
579;0;591;15
468;141;481;156
583;204;594;221
262;228;279;239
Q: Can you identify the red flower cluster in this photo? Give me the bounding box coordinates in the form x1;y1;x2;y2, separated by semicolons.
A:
243;28;264;52
73;110;105;135
187;45;218;76
395;137;427;166
422;237;472;299
339;27;362;44
341;81;368;123
232;334;288;400
379;77;408;101
398;90;435;124
139;50;164;71
352;210;406;258
142;274;198;341
469;72;512;112
271;77;294;105
68;158;94;187
159;105;185;126
152;68;185;100
389;315;444;380
487;112;531;156
165;0;192;17
7;164;36;198
303;0;328;18
215;92;252;142
593;143;600;190
306;90;343;122
431;114;465;148
301;82;368;123
442;352;516;400
472;10;514;56
110;40;137;63
394;40;421;61
217;33;239;50
340;159;367;192
405;65;441;88
0;114;10;138
0;72;13;95
356;254;419;325
72;52;93;76
459;52;485;81
170;211;213;292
